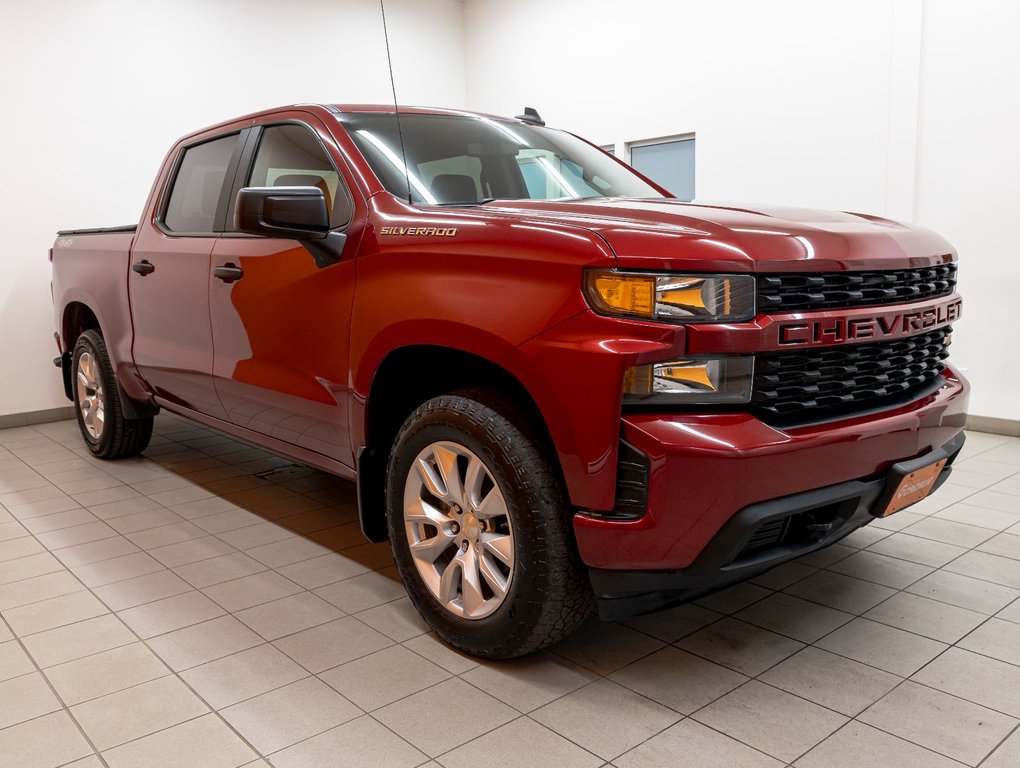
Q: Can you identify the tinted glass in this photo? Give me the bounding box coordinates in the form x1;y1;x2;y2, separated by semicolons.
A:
164;134;238;233
339;113;662;205
630;139;695;201
249;124;351;226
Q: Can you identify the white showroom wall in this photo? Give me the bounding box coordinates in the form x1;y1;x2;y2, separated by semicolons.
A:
0;0;466;419
464;0;1020;422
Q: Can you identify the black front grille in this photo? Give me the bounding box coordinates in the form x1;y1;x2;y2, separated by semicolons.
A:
757;263;957;312
752;327;951;418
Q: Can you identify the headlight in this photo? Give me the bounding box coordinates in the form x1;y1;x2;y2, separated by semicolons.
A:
584;270;755;323
623;357;754;404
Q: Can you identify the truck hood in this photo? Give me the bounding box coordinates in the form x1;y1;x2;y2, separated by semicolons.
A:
479;198;955;273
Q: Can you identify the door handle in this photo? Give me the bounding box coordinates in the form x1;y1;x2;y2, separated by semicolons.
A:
213;264;244;283
131;260;155;276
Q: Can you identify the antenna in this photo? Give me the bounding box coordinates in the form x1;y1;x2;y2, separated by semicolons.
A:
380;0;412;204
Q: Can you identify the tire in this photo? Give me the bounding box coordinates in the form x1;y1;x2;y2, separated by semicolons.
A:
72;329;153;459
386;390;592;659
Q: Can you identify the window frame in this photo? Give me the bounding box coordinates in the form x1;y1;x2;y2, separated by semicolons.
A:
225;120;355;235
155;130;246;238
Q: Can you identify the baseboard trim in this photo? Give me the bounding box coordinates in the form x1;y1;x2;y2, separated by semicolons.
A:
966;414;1020;438
0;406;76;430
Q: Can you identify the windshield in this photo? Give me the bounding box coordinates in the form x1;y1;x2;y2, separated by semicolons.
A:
338;112;664;205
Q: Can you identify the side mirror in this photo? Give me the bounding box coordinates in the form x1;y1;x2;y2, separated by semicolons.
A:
234;186;346;267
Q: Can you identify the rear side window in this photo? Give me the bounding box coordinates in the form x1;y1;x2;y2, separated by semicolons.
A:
163;134;238;233
248;124;352;227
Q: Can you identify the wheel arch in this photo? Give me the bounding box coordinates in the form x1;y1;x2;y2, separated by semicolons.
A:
356;344;566;542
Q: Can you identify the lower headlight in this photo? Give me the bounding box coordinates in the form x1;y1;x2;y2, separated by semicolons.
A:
623;357;754;404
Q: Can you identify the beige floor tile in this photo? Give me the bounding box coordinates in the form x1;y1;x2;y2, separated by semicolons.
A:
620;602;723;643
999;596;1020;623
694;680;847;763
149;535;237;568
235;591;343;641
864;591;986;643
23;613;135;668
44;641;169;706
147;615;262;671
0;639;35;681
749;560;818;590
92;569;192;611
616;718;784;768
784;570;896;614
52;536;140;568
946;550;1020;589
816;617;946;676
377;677;519;757
70;674;209;750
0;520;29;544
906;569;1020;614
88;496;164;521
827;550;933;589
866;532;968;567
460;651;596;715
5;495;81;521
194;508;265;534
913;646;1020;717
173;551;267;588
73;486;144;509
2;589;108;636
276;552;370;589
695;582;773;614
935;503;1020;531
202;570;304;612
677;618;804;676
221;676;361;754
0;551;64;585
609;646;747;714
839;525;894;550
321;644;451;711
270;715;425;768
314;568;407;614
274;616;392;673
552;620;665;675
0;671;64;727
903;516;995;548
859;681;1017;765
22;507;98;534
124;521;206;550
983;728;1020;768
958;617;1020;665
401;631;479;674
180;642;306;709
759;646;899;716
735;592;853;643
117;590;226;639
72;551;164;588
0;535;46;563
0;710;93;768
217;521;295;550
102;712;255;768
35;521;117;550
795;721;967;768
0;569;83;611
441;716;602;768
355;597;430;642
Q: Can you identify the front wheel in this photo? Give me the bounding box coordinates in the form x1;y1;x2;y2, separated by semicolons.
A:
386;391;591;659
72;329;153;459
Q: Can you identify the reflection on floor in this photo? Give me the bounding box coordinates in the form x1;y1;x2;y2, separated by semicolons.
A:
1;416;1019;767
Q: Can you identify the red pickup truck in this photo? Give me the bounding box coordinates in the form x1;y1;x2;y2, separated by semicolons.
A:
51;103;968;658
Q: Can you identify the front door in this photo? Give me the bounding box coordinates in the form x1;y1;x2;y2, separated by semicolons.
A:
129;132;243;420
209;119;358;467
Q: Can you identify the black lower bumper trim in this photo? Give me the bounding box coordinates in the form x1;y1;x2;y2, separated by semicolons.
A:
590;431;966;620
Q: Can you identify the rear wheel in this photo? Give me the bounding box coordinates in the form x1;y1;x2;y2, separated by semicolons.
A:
72;330;153;459
386;391;591;658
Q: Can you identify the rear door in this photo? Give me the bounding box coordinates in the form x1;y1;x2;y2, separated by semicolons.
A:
129;131;247;419
209;117;360;466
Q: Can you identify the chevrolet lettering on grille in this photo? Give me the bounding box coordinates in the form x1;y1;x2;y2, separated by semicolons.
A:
777;296;962;347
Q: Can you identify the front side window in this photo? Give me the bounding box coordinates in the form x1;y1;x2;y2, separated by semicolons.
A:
339;113;663;205
248;124;351;226
163;133;238;233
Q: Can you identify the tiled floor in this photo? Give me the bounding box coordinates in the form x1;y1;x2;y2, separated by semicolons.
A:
1;417;1019;767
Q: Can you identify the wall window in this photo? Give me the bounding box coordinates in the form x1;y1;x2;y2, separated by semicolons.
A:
600;144;616;156
628;136;695;201
163;134;239;233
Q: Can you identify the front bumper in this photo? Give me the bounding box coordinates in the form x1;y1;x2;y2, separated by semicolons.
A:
573;367;970;617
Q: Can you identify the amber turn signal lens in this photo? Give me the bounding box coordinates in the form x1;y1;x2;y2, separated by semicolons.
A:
586;273;656;318
584;270;755;323
623;357;754;404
